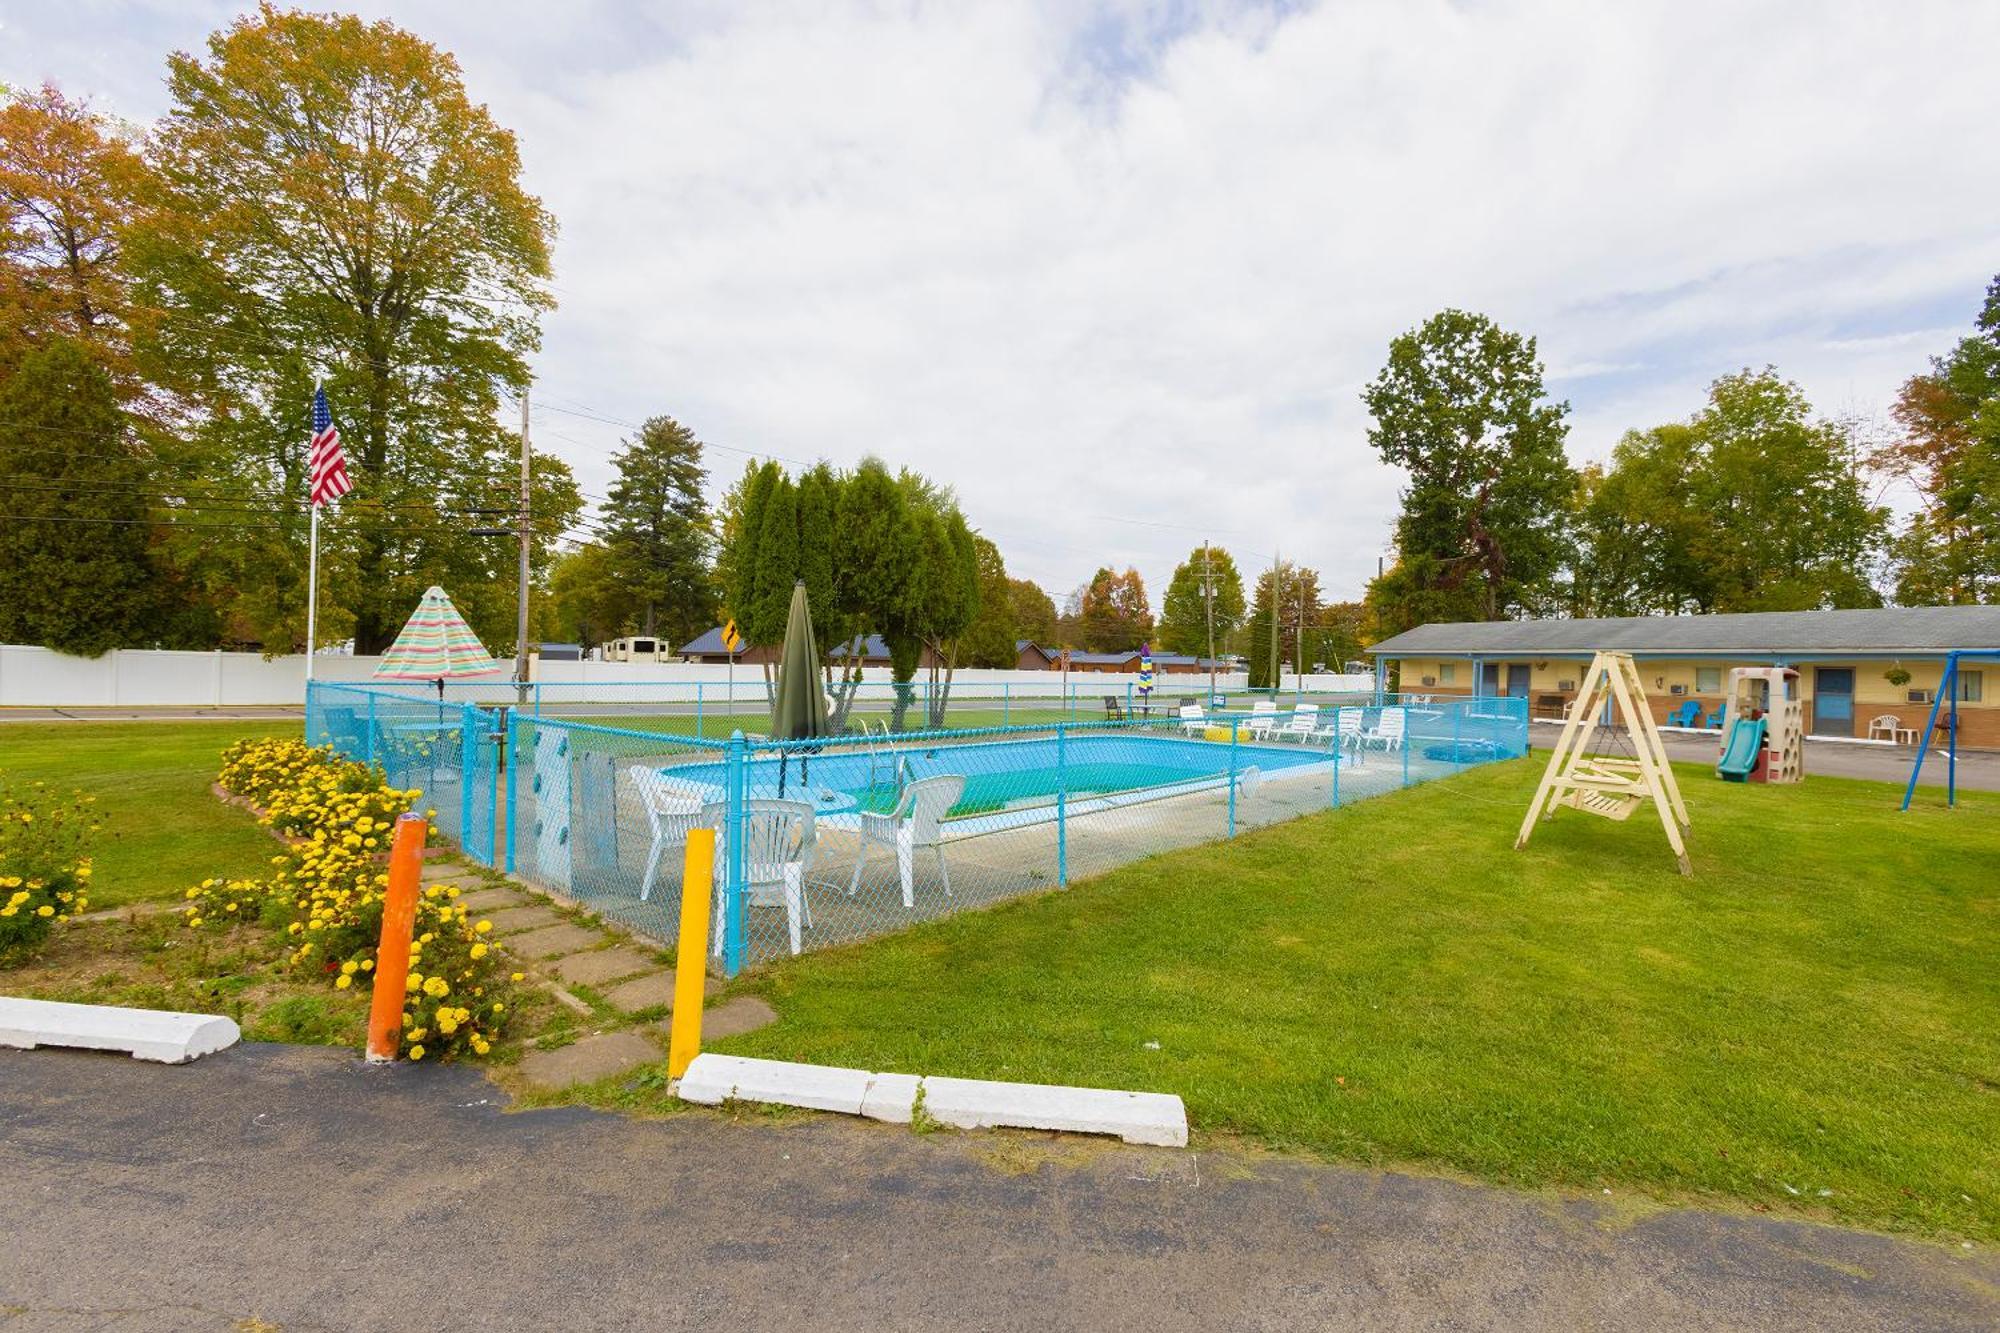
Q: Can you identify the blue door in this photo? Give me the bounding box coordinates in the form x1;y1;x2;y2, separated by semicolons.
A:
1506;663;1531;698
1813;668;1854;737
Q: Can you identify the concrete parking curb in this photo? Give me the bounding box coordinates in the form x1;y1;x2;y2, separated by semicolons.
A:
0;997;241;1064
676;1053;1186;1146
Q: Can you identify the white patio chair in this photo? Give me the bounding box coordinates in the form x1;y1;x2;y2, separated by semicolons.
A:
846;773;964;908
702;798;818;957
1272;703;1321;742
1866;714;1900;743
1178;702;1208;736
1315;709;1365;754
1363;706;1407;752
1245;698;1279;738
630;766;706;902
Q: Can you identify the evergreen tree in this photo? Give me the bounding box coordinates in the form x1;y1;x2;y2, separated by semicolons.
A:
601;414;714;648
1157;545;1244;657
1245;561;1321;689
0;338;158;654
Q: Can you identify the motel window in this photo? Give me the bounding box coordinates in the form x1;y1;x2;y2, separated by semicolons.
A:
1960;671;1985;704
1695;667;1721;694
1439;663;1457;684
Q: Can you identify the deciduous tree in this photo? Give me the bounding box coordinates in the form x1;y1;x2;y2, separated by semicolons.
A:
1363;309;1574;630
1158;545;1244;658
1071;566;1152;650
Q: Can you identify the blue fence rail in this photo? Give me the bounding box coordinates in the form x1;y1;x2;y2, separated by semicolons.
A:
306;681;1529;975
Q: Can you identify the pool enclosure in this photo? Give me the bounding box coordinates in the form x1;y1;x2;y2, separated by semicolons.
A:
306;680;1528;974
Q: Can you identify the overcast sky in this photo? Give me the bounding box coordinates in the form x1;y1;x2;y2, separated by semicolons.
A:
7;1;1999;605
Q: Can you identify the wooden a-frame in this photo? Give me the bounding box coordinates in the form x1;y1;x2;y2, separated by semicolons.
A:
1514;651;1692;876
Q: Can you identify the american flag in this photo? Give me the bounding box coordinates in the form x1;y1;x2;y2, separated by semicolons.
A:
308;386;353;507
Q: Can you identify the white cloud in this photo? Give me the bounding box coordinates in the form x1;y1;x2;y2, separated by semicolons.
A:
8;0;1999;604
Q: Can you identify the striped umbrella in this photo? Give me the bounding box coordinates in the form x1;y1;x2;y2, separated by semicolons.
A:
1137;642;1155;699
372;586;502;683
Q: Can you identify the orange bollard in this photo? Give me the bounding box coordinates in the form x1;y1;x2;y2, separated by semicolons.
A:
365;812;429;1063
666;827;716;1078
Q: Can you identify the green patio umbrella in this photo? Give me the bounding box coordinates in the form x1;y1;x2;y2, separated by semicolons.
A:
770;580;829;795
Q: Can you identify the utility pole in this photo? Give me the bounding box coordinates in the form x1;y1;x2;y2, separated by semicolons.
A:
514;386;532;706
1202;541;1216;706
1296;577;1307;698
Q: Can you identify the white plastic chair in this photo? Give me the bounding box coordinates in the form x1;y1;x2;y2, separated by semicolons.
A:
1866;714;1900;743
1244;699;1279;739
846;773;965;908
1272;703;1321;742
702;798;817;957
630;766;706;902
1363;707;1407;751
1315;709;1364;752
1178;702;1208;736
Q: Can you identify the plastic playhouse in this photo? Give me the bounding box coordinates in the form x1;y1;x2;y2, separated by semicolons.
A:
1715;667;1803;784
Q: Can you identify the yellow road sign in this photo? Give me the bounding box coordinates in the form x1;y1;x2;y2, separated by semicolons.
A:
721;620;744;654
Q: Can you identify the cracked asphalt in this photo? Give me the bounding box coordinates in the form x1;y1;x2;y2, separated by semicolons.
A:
2;1044;1995;1331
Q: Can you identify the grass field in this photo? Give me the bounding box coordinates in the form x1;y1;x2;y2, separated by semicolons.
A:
1;721;291;908
721;758;2000;1243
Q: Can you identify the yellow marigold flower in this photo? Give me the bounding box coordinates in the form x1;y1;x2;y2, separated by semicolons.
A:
335;974;352;990
187;916;202;927
35;904;54;917
406;971;423;989
469;942;488;960
490;1002;504;1014
341;960;359;975
471;1038;490;1056
423;977;449;998
408;1044;426;1060
510;972;525;982
474;919;492;935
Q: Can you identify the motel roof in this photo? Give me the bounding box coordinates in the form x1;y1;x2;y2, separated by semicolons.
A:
1367;606;2000;659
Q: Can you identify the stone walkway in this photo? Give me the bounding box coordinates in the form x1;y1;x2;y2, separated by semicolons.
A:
416;860;777;1092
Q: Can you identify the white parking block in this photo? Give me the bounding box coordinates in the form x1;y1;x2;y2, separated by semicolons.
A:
860;1071;921;1124
676;1053;873;1114
0;997;240;1065
919;1075;1188;1147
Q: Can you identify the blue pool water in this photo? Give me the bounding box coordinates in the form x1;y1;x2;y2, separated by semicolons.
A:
665;731;1327;818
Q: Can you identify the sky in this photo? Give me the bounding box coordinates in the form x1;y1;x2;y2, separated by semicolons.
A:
6;0;1999;607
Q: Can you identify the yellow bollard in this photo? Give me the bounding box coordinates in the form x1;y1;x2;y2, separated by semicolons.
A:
666;827;715;1078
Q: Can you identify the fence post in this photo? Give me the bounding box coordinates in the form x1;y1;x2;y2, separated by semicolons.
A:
1331;710;1342;808
365;813;427;1062
504;708;520;874
1002;683;1010;728
695;682;704;740
533;681;542;718
364;692;378;768
1055;722;1068;887
1402;707;1411;787
458;703;477;856
1451;699;1462;772
1228;718;1238;837
723;730;748;975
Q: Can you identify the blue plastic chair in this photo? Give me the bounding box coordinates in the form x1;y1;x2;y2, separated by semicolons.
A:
1665;699;1704;728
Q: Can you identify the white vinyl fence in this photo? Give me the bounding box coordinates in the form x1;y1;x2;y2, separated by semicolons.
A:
0;642;1373;709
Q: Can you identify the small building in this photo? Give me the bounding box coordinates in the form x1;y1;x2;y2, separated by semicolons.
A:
676;627;940;669
1366;606;2000;746
534;642;583;662
1014;639;1058;671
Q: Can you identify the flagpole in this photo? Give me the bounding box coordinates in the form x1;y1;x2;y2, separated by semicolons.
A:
306;502;320;681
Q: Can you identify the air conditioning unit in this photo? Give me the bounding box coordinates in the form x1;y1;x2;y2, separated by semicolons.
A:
1669;684;1686;695
1907;688;1935;704
1420;676;1436;687
1558;680;1576;692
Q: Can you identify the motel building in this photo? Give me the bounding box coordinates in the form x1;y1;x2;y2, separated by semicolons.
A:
1366;605;2000;749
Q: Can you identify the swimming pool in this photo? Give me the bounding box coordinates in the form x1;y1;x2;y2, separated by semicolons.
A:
660;731;1331;831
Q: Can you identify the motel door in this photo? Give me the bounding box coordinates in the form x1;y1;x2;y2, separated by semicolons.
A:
1482;662;1530;697
1813;667;1855;737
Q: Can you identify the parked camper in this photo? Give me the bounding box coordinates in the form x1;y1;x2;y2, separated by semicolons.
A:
603;636;672;664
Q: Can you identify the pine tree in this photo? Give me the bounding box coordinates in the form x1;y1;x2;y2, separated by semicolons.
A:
0;338;158;654
601;414;714;648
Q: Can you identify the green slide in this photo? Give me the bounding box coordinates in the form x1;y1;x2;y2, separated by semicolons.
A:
1716;717;1766;782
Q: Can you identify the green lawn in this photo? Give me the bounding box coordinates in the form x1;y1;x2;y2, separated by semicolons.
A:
724;759;2000;1243
0;721;292;908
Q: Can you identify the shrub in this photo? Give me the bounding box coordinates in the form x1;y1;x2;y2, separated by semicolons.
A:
0;778;94;963
190;738;512;1060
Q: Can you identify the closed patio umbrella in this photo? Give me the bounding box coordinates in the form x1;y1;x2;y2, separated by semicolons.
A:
373;586;504;692
770;580;829;795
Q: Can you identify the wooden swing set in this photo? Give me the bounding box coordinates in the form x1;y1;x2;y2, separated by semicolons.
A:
1515;650;1692;875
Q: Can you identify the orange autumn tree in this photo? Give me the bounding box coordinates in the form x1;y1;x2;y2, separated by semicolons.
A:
0;84;150;391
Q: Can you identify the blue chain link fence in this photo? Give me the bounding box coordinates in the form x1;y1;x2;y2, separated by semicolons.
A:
307;681;1528;974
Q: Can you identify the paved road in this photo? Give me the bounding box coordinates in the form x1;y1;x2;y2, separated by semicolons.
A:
2;1045;1993;1332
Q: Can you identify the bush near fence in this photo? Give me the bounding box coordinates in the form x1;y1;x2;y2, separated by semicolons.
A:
307;681;1528;976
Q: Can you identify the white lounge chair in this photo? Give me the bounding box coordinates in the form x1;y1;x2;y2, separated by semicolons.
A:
703;798;818;957
1178;702;1208;736
846;773;965;908
1245;699;1279;739
1362;707;1407;752
631;766;707;902
1271;703;1321;742
1315;709;1365;753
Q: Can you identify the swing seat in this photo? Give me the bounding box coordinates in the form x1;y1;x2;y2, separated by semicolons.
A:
1559;787;1643;821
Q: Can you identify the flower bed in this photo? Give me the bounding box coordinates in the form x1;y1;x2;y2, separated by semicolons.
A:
0;779;94;963
182;738;517;1061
